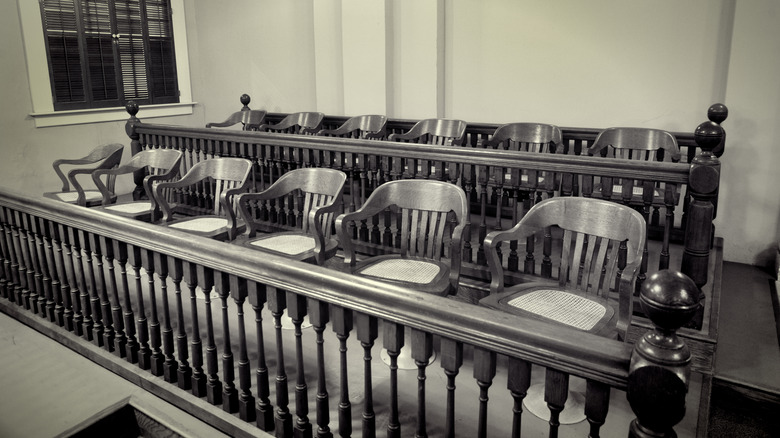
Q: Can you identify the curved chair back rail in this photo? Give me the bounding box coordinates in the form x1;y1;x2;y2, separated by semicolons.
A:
483;122;565;151
588;127;681;162
482;196;646;340
44;143;125;207
206;109;267;130
317;114;388;139
335;179;469;295
258;111;325;135
236;168;347;265
388;118;467;146
154;157;253;223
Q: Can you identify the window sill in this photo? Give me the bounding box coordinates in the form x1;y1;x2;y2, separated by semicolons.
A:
29;102;197;128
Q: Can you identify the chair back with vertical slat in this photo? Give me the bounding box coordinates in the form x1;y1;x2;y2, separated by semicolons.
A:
317;114;388;139
206;110;267;131
588;127;680;162
388;118;467;146
258;112;325;135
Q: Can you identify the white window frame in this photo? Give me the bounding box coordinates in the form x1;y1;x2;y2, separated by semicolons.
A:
18;0;195;127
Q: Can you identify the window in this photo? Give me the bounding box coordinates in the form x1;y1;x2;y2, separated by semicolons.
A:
41;0;178;110
19;0;193;127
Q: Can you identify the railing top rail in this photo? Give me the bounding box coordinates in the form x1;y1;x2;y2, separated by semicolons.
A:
132;122;691;184
1;187;633;387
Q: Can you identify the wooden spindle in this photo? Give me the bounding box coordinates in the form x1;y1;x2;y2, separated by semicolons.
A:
182;261;206;397
113;240;138;363
230;275;255;422
12;211;30;309
61;226;82;335
24;214;44;316
507;357;531;438
628;270;701;438
153;252;177;383
99;236;125;357
474;348;496;438
39;218;58;323
197;265;222;405
544;369;570;438
585;380;610;438
215;272;237;413
287;291;312;437
357;312;378;438
331;304;353;438
440;338;462;438
0;208;11;300
128;244;150;369
411;328;433;438
169;257;191;389
308;298;332;438
383;321;404;438
268;286;292;436
77;229;100;344
89;233;113;351
248;281;274;431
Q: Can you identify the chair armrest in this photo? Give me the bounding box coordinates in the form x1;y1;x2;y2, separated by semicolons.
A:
206;113;242;128
67;167;104;206
484;224;539;294
220;182;251;240
92;163;145;205
310;202;342;266
615;257;642;341
155;175;204;221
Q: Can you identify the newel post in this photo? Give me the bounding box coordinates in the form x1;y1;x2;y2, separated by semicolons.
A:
627;270;702;438
125;101;145;199
240;93;251;111
680;120;722;329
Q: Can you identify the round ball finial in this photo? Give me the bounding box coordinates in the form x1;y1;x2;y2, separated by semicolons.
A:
707;103;728;125
125;101;139;117
240;94;251;106
640;270;701;332
694;121;723;153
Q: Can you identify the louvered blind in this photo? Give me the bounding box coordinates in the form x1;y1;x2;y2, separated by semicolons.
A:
40;0;178;110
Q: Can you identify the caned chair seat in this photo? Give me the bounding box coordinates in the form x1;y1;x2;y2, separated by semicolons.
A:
155;157;253;242
169;217;230;233
235;168;346;265
50;190;103;204
479;197;646;341
91;149;183;222
357;257;444;284
336;179;469;296
248;234;316;256
104;202;155;214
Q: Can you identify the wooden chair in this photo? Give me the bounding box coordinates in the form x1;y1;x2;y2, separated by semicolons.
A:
90;149;183;222
154;157;253;241
479;196;646;341
257;112;325;135
482;122;565;208
206;110;267;131
587;127;681;205
388;118;466;145
235;168;346;265
43;143;124;207
317;114;388;139
335;179;469;296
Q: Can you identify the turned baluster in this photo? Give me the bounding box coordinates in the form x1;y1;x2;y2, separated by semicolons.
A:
332;304;353;438
268;286;292;436
0;208;9;299
89;233;114;351
507;357;532;438
383;321;403;438
49;222;68;327
412;328;433;438
168;257;191;389
128;244;150;369
196;265;222;405
440;338;463;438
474;348;496;438
544;368;570;438
113;240;139;363
153;252;177;383
287;291;312;437
79;230;105;347
38;218;58;322
248;281;274;431
308;298;332;438
476;163;489;265
627;270;701;438
100;236;126;358
357;312;378;437
215;272;237;413
23;214;44;316
230;275;255;422
680;121;721;330
585;380;610;438
62;226;83;335
11;211;29;308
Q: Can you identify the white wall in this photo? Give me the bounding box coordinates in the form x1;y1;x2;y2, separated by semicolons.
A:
1;0;777;267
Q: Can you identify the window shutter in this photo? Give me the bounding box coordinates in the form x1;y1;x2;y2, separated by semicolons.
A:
40;0;178;110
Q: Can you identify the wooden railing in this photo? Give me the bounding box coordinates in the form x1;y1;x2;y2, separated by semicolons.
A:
0;188;701;437
125;101;724;328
